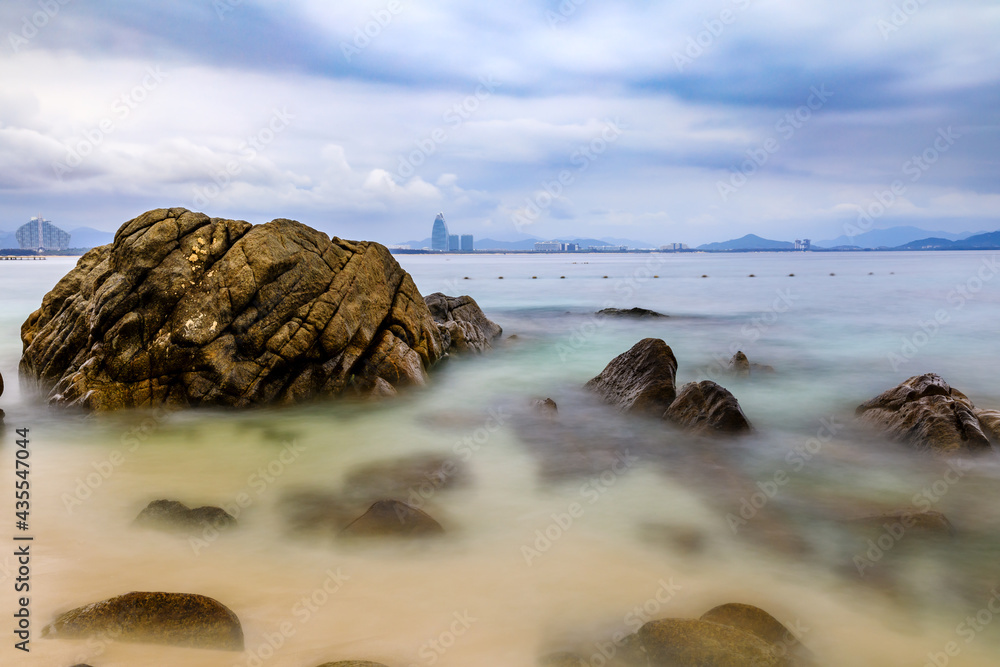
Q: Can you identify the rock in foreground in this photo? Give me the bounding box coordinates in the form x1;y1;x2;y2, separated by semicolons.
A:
665;380;753;435
424;292;502;353
20;208;457;410
639;618;783;666
584;338;677;416
42;592;243;650
856;373;991;453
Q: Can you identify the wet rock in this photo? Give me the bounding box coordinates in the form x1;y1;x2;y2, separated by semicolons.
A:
665;381;753;435
533;398;558;413
729;351;751;377
976;409;1000;444
339;499;444;538
844;509;955;538
20;208;449;410
638;618;782;666
0;367;4;397
585;338;678;416
424;292;502;354
700;603;811;664
596;307;666;318
342;453;468;505
42;592;243;650
0;408;4;424
855;374;991;453
133;499;236;533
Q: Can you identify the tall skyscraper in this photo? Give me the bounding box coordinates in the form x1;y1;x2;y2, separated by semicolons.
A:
448;234;459;251
16;216;71;251
431;213;449;251
460;234;474;251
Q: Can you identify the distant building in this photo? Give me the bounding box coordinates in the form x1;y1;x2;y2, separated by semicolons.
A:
794;239;811;251
460;234;474;251
387;244;411;250
660;243;689;251
448;234;460;251
588;245;628;252
17;216;70;251
534;241;563;252
564;242;579;252
431;213;449;251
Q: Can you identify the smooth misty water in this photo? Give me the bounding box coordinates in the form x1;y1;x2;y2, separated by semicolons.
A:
1;251;999;667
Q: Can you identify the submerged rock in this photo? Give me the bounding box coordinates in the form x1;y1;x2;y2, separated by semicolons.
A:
533;397;558;413
584;338;678;416
596;307;666;318
855;374;991;453
844;509;955;538
339;499;444;538
133;499;236;533
424;292;502;354
665;380;753;435
342;452;468;504
639;618;782;666
729;351;752;377
20;208;455;410
42;591;243;650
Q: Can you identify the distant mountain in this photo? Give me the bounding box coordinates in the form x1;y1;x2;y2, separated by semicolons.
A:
816;226;980;249
68;227;114;249
595;236;657;249
0;231;16;249
894;230;1000;250
697;234;794;251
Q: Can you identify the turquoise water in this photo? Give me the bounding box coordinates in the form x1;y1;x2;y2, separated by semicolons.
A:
1;251;999;666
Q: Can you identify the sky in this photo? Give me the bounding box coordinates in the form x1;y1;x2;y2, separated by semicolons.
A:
0;0;998;246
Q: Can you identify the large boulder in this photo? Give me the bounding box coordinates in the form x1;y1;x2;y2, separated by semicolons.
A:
700;603;812;664
855;374;991;453
665;380;753;435
638;618;783;666
584;338;678;416
42;592;243;650
20;208;450;410
424;292;502;354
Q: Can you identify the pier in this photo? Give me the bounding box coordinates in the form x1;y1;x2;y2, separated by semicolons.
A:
0;256;47;260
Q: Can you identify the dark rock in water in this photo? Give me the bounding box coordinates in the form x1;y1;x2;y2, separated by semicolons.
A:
844;509;955;538
976;409;1000;444
729;351;751;377
339;499;444;538
342;453;468;505
533;397;558;413
42;591;243;650
700;603;812;664
596;307;666;318
585;338;678;416
665;381;753;435
855;374;991;453
639;618;782;666
313;662;391;667
0;367;4;397
0;408;4;424
19;208;452;410
133;499;236;532
279;490;353;534
424;292;502;354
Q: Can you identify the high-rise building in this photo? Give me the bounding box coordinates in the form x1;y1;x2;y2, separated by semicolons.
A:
17;216;71;251
534;241;563;252
460;234;474;251
431;213;449;251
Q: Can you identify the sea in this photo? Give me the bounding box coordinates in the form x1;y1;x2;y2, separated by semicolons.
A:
1;250;999;666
